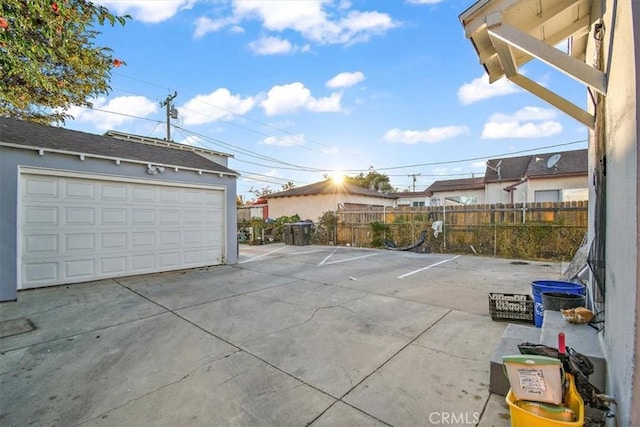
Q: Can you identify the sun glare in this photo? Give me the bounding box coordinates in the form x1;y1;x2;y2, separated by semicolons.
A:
330;171;344;185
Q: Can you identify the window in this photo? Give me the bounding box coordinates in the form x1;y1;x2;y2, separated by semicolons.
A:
412;201;425;207
446;195;477;205
534;190;560;202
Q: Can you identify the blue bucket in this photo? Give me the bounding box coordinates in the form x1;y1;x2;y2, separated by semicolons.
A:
531;280;586;327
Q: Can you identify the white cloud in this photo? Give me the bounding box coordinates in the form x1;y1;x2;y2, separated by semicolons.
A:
194;16;238;38
96;1;195;23
248;36;294;55
196;1;398;46
326;71;365;88
323;147;340;155
406;0;442;4
66;96;158;130
260;82;342;116
457;74;519;105
384;125;470;144
180;88;255;125
481;107;562;139
260;134;305;147
471;161;487;169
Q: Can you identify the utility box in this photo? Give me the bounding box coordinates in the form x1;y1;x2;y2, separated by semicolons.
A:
291;222;312;246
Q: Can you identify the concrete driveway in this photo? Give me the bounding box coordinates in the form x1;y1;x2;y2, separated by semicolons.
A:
0;244;561;426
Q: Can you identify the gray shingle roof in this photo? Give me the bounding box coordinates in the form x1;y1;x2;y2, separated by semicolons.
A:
484;149;587;182
266;179;396;199
0;117;238;175
425;177;485;194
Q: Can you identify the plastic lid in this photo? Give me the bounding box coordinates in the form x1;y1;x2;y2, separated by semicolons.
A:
502;355;561;365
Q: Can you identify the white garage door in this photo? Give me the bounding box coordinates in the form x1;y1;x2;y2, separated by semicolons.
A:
19;171;225;289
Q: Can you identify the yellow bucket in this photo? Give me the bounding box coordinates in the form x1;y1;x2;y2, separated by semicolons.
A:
506;374;584;427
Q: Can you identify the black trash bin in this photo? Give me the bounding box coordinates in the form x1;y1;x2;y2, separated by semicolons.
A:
291;222;312;246
283;223;294;245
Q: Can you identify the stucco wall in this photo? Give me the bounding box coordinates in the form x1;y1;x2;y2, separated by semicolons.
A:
485;181;518;204
485;176;587;204
527;176;588;201
0;146;238;302
267;193;395;222
589;1;639;424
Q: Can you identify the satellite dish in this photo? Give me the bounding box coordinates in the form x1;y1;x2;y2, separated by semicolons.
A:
547;154;561;169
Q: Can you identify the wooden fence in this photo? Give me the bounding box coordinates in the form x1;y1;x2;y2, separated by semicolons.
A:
334;201;587;261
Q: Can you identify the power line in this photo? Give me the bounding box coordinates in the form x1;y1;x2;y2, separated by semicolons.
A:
74;101;587;180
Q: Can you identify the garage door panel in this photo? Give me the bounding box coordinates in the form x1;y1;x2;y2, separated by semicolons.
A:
65;233;95;251
101;232;127;250
23;262;58;283
64;259;95;279
159;252;180;268
65;207;95;225
159;209;180;225
132;186;155;202
131;254;154;272
159;231;180;246
20;173;225;289
159;188;181;204
132;209;155;225
25;234;58;253
24;177;58;198
100;257;127;274
65;181;94;199
101;208;128;225
101;184;127;201
24;206;58;225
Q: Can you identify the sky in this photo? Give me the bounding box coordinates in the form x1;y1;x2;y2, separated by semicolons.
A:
61;0;590;201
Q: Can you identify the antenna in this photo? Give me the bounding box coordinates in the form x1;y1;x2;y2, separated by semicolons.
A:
486;159;502;179
547;154;561;172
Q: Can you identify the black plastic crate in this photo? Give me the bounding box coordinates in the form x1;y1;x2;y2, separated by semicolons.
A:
488;293;534;324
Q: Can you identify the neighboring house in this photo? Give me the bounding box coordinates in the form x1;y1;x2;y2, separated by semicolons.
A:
460;0;639;424
265;179;396;222
424;149;587;205
484;149;588;204
0;117;239;301
389;190;430;207
425;177;485;206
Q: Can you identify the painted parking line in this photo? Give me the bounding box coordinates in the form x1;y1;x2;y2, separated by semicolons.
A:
318;249;338;266
323;253;379;266
238;245;288;264
397;255;460;279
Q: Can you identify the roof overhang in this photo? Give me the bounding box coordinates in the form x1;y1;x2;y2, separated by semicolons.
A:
459;0;605;129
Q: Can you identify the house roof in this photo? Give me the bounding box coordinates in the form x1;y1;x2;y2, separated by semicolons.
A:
484;149;587;183
388;191;429;198
425;177;485;195
0;117;238;176
266;179;396;199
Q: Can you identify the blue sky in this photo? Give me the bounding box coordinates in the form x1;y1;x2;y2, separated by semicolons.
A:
62;0;589;201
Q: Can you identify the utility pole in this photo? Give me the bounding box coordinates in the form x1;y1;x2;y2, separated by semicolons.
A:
161;92;177;141
408;173;421;192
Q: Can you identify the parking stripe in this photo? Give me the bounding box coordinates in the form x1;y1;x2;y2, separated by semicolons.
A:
397;255;460;278
323;253;379;265
238;245;288;264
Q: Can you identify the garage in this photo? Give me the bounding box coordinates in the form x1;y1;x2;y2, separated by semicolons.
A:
19;171;225;289
1;117;239;301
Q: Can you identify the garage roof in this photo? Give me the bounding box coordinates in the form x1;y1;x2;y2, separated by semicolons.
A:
0;117;238;176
